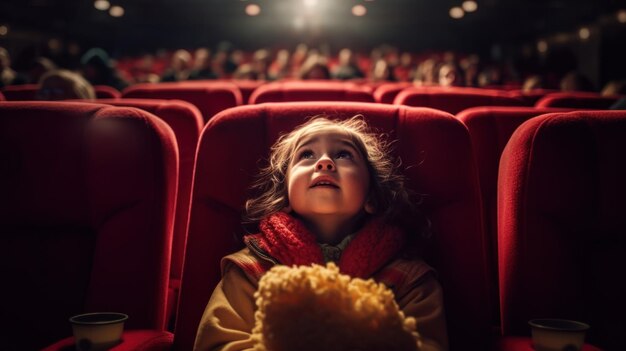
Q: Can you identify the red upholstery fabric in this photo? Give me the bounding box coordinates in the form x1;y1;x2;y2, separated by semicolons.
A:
95;98;204;322
535;92;622;109
1;83;39;100
456;106;572;324
0;90;4;101
94;85;122;99
122;82;242;123
248;81;375;104
229;79;267;104
0;102;178;350
176;102;490;350
42;330;174;351
497;110;626;350
509;89;559;105
373;82;413;104
1;84;121;100
394;86;526;114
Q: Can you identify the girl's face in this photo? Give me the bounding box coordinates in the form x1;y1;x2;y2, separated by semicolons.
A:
286;131;370;224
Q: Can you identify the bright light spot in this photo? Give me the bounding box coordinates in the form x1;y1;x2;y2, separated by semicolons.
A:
245;4;261;16
109;5;124;17
293;17;305;30
449;7;464;19
462;1;478;13
94;0;110;11
537;40;548;53
352;4;367;16
578;27;590;40
0;25;7;36
618;10;626;23
304;0;317;8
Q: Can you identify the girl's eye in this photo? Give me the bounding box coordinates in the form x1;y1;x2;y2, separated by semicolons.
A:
298;150;314;160
336;150;353;159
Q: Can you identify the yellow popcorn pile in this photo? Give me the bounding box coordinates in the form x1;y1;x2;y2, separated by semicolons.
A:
252;263;420;351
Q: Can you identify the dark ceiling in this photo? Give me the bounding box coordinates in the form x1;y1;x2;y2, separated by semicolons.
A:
1;0;624;55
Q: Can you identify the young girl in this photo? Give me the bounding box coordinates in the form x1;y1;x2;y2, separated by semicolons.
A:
194;116;448;351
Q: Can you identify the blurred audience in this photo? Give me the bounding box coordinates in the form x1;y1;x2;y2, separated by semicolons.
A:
332;48;364;80
298;54;331;80
560;71;594;92
189;48;218;80
522;74;544;92
27;57;57;84
601;80;626;96
161;49;192;82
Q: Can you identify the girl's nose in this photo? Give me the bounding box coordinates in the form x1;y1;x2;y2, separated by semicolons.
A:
315;156;335;171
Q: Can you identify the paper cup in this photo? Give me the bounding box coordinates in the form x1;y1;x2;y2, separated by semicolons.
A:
69;312;128;351
529;318;589;351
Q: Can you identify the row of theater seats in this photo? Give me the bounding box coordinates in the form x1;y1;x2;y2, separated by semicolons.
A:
2;80;623;120
1;91;624;350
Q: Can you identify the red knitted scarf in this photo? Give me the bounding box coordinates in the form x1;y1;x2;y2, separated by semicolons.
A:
244;211;406;278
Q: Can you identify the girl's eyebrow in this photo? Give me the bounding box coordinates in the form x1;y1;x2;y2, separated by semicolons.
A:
295;136;360;154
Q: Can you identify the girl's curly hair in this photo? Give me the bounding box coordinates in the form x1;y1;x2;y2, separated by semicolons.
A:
244;115;429;238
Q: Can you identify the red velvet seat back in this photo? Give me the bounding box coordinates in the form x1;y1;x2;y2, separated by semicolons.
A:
395;87;526;114
509;89;559;105
94;85;121;99
176;102;490;350
535;92;622;109
249;81;375;104
122;82;243;123
498;111;626;350
0;102;178;350
373;82;412;104
96;99;203;288
1;83;39;100
1;84;121;100
456;106;572;324
229;79;267;104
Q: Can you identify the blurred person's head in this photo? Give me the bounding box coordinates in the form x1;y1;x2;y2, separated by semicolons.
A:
298;55;330;80
438;62;464;87
371;59;395;82
477;66;503;87
560;71;594;92
171;49;192;71
0;47;10;70
601;80;626;96
522;75;544;92
338;48;355;66
193;48;211;70
37;69;95;100
80;48;114;83
233;63;258;80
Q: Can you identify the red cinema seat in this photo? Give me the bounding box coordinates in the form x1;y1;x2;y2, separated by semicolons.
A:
497;110;626;351
1;84;120;100
249;81;375;104
394;86;526;114
172;102;491;350
122;82;243;123
96;98;204;324
0;101;178;350
373;82;413;104
2;83;39;100
229;79;267;104
456;106;572;324
94;85;122;99
0;91;4;101
509;89;559;106
535;92;622;109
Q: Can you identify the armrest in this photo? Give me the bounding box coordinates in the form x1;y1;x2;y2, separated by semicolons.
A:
42;330;174;351
494;336;604;351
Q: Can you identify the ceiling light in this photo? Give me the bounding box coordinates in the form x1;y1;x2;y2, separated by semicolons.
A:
245;4;261;16
618;9;626;23
462;1;478;13
537;40;548;53
109;5;124;17
94;0;110;11
449;7;464;19
578;27;590;40
352;5;367;17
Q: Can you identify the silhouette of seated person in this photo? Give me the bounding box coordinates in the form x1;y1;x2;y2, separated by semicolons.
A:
161;49;192;82
298;54;331;80
370;59;396;82
80;48;129;91
189;48;218;80
37;69;95;100
522;74;544;92
560;71;595;92
27;57;57;84
601;80;626;96
438;62;464;87
332;48;364;80
268;49;291;81
1;47;28;88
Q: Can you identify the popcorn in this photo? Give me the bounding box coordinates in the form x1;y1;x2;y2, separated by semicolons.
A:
252;263;420;351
